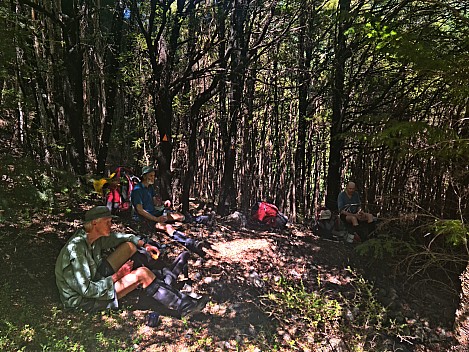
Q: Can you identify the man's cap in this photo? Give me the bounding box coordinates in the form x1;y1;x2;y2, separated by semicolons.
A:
85;206;115;222
141;165;156;176
319;209;332;220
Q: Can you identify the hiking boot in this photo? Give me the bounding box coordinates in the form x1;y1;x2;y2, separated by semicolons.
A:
179;295;210;319
194;215;211;225
197;239;213;250
193;241;208;257
183;239;206;257
345;233;360;243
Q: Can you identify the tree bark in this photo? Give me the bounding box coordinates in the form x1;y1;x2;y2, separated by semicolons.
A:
96;1;125;175
218;0;248;216
325;0;350;211
61;1;86;175
455;263;469;349
295;3;312;219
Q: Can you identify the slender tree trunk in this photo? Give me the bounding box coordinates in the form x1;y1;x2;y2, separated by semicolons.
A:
61;2;86;175
218;0;248;216
96;2;125;174
154;90;174;201
295;3;312;219
325;0;350;211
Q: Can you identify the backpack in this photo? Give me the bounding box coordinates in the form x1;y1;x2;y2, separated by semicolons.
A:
312;208;348;240
313;219;337;239
250;201;288;229
103;167;139;214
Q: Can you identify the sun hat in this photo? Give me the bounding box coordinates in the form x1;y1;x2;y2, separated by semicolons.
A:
319;209;332;220
84;206;115;222
141;165;156;177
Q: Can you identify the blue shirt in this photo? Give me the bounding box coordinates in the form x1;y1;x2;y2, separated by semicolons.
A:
337;191;361;213
131;182;165;220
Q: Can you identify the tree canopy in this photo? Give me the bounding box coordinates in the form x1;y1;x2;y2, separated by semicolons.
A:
1;0;468;221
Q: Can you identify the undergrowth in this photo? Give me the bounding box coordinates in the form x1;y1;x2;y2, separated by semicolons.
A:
0;283;136;352
260;271;405;351
0;154;90;223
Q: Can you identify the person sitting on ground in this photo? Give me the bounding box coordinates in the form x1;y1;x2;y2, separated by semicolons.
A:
55;206;208;317
131;165;209;257
337;181;374;239
314;209;343;239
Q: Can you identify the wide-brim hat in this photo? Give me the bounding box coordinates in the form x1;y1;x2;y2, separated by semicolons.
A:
319;209;332;220
141;165;156;177
85;206;116;222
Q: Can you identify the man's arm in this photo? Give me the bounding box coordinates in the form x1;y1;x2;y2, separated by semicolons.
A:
66;246;115;300
135;203;165;223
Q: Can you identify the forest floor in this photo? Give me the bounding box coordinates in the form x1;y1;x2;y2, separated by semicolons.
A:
0;200;463;351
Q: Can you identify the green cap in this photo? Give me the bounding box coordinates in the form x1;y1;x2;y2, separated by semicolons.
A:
141;165;156;176
84;206;114;222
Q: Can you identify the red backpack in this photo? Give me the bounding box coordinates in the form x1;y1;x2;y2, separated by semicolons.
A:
104;167;139;214
250;201;288;229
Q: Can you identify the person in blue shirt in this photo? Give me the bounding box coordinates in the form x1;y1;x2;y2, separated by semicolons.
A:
131;166;209;257
337;181;374;235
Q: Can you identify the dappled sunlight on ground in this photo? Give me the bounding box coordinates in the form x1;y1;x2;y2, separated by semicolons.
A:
211;238;274;261
0;207;460;351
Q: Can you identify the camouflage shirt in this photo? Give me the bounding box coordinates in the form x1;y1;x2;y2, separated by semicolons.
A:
55;229;140;309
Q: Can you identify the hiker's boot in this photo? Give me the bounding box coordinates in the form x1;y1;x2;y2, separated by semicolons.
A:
145;280;208;318
179;295;210;318
183;213;213;226
170;251;190;281
188;240;208;257
194;215;211;225
182;212;194;223
162;268;178;286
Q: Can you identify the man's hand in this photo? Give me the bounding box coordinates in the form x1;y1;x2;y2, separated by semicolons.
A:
112;260;134;282
145;244;161;260
164;200;171;208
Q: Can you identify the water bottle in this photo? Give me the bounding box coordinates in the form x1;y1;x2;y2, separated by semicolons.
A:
146;311;160;327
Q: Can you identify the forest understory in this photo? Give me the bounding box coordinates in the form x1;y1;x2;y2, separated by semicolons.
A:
0;198;463;351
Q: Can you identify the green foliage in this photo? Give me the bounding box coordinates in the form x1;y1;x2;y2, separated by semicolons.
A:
431;219;468;247
0;284;134;352
346;268;386;329
264;277;342;329
355;234;417;259
261;271;405;350
0;155;82;222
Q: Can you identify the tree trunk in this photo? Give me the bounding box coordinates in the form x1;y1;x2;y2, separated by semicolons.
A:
325;0;350;211
154;91;174;201
295;3;312;219
218;0;248;216
455;262;469;350
96;1;125;174
61;2;86;175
